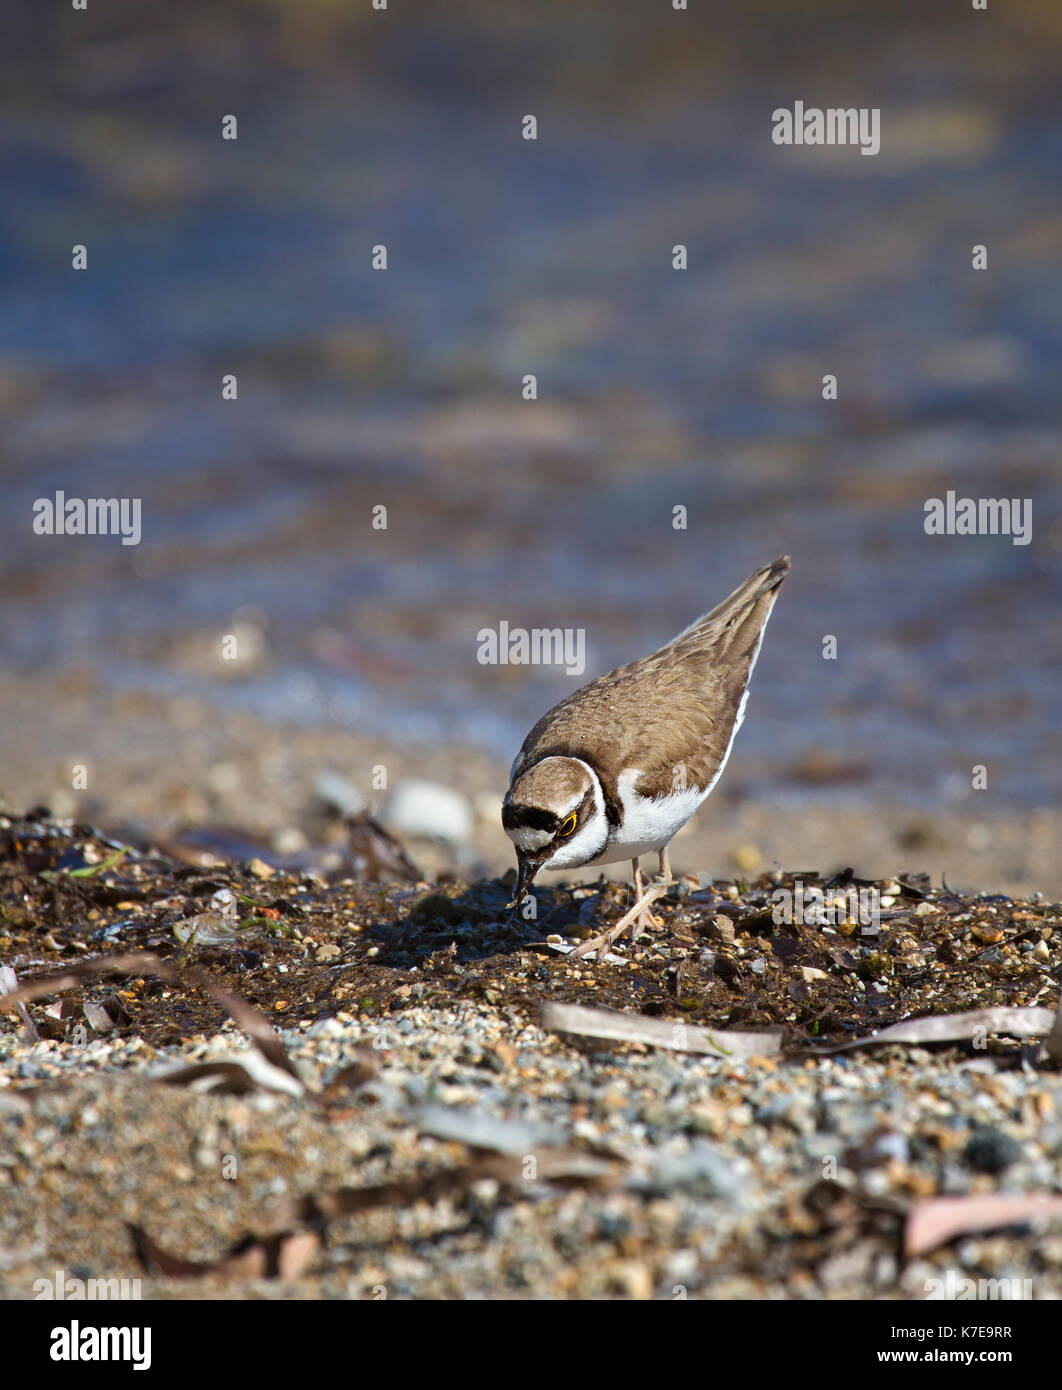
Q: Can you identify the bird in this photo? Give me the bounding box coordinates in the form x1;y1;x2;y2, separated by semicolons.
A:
501;555;790;958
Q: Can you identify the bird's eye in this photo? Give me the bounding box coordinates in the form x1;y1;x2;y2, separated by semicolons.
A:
557;813;577;838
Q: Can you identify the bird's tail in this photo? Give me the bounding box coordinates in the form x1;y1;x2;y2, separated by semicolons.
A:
670;555;790;648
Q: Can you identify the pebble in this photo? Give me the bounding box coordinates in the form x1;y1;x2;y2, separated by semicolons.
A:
637;1142;747;1201
730;845;763;873
382;780;473;844
609;1260;653;1300
964;1127;1023;1175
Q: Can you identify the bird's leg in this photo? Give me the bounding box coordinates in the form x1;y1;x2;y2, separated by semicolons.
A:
632;857;645;904
629;857;664;939
658;846;673;885
570;858;668;961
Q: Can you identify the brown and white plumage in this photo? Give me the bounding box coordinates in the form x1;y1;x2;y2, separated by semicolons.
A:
502;556;790;948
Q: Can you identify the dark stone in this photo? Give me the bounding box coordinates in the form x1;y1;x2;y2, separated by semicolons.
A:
964;1126;1022;1175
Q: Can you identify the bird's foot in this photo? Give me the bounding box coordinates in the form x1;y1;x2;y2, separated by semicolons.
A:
629;871;678;936
569;880;671;962
630;904;665;937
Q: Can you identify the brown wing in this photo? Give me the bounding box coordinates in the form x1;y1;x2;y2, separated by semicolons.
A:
512;556;789;805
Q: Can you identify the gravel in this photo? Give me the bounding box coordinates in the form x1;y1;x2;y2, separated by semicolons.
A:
3;1000;1062;1300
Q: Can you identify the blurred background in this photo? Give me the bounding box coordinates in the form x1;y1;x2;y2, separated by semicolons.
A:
1;0;1060;893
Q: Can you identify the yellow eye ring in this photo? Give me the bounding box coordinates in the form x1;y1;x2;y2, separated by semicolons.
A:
557;813;577;838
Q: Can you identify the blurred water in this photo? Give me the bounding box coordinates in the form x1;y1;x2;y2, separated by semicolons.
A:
1;2;1059;807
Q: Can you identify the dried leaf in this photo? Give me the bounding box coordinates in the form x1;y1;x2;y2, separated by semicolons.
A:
278;1148;619;1227
539;1001;783;1057
156;1061;259;1095
132;1148;617;1280
131;1224;320;1282
905;1194;1062;1257
809;1006;1057;1055
154;1054;304;1098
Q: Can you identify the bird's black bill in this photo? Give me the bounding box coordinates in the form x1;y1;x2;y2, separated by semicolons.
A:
508;855;540;912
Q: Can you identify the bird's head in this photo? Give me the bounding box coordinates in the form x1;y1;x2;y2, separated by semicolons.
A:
501;755;607;907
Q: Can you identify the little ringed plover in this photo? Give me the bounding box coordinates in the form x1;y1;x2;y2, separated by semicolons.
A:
502;555;790;957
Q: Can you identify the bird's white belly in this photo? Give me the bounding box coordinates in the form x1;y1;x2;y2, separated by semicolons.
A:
587;776;709;866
